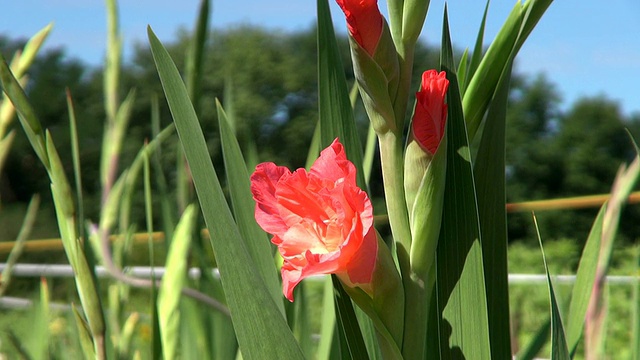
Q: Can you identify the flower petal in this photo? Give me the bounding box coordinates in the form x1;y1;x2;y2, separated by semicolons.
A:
412;70;449;154
309;138;357;186
335;0;383;56
250;162;291;235
276;169;334;229
345;226;378;284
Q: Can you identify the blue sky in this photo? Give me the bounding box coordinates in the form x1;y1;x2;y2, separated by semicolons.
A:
2;0;640;116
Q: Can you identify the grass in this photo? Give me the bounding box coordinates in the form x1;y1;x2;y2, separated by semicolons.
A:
509;239;640;359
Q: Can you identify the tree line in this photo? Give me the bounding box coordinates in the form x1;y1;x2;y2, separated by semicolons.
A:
1;25;638;245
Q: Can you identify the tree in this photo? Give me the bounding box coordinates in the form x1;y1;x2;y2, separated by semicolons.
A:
505;80;640;242
546;97;640;242
505;74;563;240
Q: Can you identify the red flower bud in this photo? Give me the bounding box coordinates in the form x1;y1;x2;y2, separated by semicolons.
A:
336;0;384;56
412;70;449;155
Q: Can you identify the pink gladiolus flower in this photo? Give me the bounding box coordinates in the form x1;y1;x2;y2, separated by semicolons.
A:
412;70;449;155
250;139;378;302
336;0;383;56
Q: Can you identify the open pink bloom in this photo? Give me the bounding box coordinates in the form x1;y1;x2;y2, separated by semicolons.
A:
250;139;378;301
336;0;383;56
412;70;449;154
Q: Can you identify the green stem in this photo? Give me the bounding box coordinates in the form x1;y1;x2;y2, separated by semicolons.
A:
378;131;411;251
401;263;436;360
392;44;415;131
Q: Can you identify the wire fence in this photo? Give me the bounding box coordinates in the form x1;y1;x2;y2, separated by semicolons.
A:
1;191;640;311
1;263;638;310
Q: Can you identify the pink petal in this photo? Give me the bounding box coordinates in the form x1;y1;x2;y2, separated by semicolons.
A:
281;250;342;302
275;169;334;228
281;264;302;302
310;138;357;186
345;226;378;284
250;162;291;235
278;221;326;258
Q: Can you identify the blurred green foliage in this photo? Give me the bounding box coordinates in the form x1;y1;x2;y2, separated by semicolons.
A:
509;240;640;359
0;241;636;359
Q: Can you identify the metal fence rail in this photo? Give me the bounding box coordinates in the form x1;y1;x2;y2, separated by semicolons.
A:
1;263;638;313
1;263;639;284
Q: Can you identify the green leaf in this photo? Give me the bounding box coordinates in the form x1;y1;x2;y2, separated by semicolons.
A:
49;124;107;358
0;130;14;175
99;169;127;234
144;150;163;360
292;283;315;357
516;317;551;360
332;275;370;360
0;194;39;297
148;26;304;360
534;215;570;360
566;154;640;355
457;48;469;95
363;123;377;187
100;89;135;189
0;54;48;166
8;23;53;80
305;120;322;170
433;7;491;359
117;124;175;233
473;60;513;359
31;278;50;360
0;23;52;139
217;100;284;317
150;94;175;241
7;330;32;359
185;0;210;105
117;312;140;359
179;299;212;360
104;0;122;123
158;204;198;359
463;0;552;142
66;90;87;248
72;304;97;359
465;0;490;91
565;204;606;355
317;0;366;189
317;277;338;360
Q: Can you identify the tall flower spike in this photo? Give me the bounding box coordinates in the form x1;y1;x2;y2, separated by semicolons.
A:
336;0;384;56
404;69;449;229
250;138;378;302
412;69;449;155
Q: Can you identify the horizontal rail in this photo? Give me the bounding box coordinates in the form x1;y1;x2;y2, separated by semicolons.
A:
0;231;167;254
505;190;640;212
0;296;71;311
3;191;640;255
1;263;638;285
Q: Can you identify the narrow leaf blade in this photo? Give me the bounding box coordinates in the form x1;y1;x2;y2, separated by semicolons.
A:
158;204;198;359
534;215;570;360
148;26;304;360
217;101;284;316
317;0;366;188
473;61;513;359
434;7;491;359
